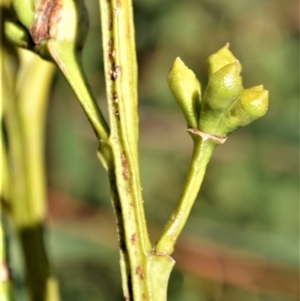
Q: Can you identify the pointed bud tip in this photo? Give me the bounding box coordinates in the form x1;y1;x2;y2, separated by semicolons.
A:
168;57;201;128
173;57;185;69
208;45;238;75
251;85;264;92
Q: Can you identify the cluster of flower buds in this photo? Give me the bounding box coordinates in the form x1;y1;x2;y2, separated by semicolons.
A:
10;0;88;58
168;44;268;139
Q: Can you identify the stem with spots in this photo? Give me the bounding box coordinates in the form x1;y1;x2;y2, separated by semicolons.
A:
99;1;174;300
5;1;268;300
99;0;150;299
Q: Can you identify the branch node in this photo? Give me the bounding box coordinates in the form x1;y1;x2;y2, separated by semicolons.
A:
187;128;227;144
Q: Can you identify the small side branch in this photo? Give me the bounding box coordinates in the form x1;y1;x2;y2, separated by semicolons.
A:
155;134;220;255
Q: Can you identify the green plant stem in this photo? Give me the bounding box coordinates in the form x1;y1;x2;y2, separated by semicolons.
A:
18;51;60;301
47;40;112;168
0;126;10;212
99;1;176;300
16;51;54;224
106;167;132;299
1;78;11;208
99;0;151;251
155;136;217;255
48;43;110;135
99;0;153;299
2;48;28;229
3;47;60;301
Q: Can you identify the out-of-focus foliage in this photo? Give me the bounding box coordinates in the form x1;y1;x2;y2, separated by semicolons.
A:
15;0;296;300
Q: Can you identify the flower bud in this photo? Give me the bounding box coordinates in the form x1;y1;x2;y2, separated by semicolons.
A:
198;61;243;135
224;85;269;134
168;57;201;128
197;45;268;138
202;61;243;112
207;43;237;76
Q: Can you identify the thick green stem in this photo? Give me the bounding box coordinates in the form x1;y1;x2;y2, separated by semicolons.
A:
106;166;133;299
0;133;10;206
17;51;54;224
99;1;176;300
155;136;217;255
99;0;153;299
2;52;28;227
3;48;60;301
17;52;60;301
1;92;11;210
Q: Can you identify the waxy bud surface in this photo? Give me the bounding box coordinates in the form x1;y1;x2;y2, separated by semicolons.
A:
168;57;201;128
168;44;269;140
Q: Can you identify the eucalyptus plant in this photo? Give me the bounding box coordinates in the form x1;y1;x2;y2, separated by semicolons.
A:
1;0;268;301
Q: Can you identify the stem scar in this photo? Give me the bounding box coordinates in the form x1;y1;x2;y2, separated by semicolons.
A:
29;0;62;45
135;266;145;280
131;233;137;244
121;152;130;181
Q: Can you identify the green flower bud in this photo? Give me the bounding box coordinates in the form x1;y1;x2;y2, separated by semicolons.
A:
199;60;243;136
207;43;237;76
224;85;269;134
196;45;268;138
168;57;201;128
202;61;243;111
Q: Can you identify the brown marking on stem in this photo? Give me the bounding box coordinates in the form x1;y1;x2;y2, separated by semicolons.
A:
109;49;116;59
111;65;121;80
135;266;144;280
109;65;120;81
121;152;130;181
131;233;137;244
135;266;142;274
29;0;62;44
113;93;119;103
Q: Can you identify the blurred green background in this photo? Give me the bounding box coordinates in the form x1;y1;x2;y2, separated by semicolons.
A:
12;0;299;300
